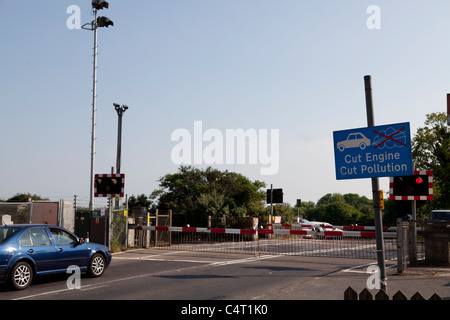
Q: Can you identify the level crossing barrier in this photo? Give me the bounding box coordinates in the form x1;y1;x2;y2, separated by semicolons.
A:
268;223;397;232
141;225;397;260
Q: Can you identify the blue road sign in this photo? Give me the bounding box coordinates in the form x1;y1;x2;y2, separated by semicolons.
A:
333;122;413;180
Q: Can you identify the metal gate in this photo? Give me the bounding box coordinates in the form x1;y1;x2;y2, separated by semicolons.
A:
141;224;398;260
134;209;173;248
149;209;172;247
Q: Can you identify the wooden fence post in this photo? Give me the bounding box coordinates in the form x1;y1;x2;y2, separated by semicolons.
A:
429;293;442;300
410;292;425;300
375;289;389;300
344;287;358;300
392;291;407;300
344;287;442;300
359;288;373;300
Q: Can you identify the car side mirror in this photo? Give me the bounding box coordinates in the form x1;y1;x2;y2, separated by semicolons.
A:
78;238;84;245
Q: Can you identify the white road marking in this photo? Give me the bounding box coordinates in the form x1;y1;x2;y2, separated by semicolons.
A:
209;255;279;266
342;261;397;273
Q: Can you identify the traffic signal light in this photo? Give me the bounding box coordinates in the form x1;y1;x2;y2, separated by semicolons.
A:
95;174;124;197
267;188;283;204
389;171;433;200
393;175;428;195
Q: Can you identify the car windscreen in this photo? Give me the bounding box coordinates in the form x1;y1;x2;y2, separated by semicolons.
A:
0;227;21;244
430;211;450;221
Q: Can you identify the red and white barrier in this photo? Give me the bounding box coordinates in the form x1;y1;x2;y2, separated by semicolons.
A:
144;226;256;235
268;223;396;232
142;225;396;238
260;228;395;238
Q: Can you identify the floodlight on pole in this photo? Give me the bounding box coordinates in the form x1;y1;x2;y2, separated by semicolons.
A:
97;16;114;28
81;2;114;211
114;103;128;176
92;0;109;10
113;103;128;208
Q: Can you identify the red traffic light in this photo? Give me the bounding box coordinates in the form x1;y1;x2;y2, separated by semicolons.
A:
389;171;434;200
94;174;125;197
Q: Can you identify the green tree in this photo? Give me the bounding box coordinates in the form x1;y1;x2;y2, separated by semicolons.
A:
412;112;450;211
7;193;48;202
128;194;153;211
153;166;266;226
383;198;412;224
343;193;373;219
304;193;374;225
316;193;344;207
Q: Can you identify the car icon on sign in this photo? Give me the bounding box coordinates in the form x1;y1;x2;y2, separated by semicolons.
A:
337;132;371;152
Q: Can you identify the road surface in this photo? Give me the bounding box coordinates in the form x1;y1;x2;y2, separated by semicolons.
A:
1;248;448;305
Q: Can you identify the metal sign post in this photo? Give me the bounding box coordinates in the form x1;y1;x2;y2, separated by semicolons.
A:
333;75;415;291
364;75;387;292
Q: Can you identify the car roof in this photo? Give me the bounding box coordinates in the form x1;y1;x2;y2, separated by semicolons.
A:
1;224;58;229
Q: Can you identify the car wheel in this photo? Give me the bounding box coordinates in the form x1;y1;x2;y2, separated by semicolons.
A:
10;261;33;290
88;253;106;278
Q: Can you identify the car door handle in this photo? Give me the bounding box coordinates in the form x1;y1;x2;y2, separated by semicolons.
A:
28;249;34;254
58;248;64;252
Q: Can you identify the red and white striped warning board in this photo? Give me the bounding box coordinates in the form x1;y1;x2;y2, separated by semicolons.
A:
389;170;433;201
94;173;125;198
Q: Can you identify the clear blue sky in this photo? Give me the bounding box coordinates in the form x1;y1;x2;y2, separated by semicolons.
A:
1;1;449;209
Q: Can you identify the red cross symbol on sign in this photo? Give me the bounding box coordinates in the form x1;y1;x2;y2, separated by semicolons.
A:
373;126;406;149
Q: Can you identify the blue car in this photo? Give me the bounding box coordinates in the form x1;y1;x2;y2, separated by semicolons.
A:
0;224;112;290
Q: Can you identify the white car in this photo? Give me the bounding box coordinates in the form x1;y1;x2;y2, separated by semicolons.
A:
337;133;371;152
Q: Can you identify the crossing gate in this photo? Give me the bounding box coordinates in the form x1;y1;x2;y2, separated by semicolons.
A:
141;225;397;260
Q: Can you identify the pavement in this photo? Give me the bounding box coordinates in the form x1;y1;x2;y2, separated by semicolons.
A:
398;266;450;278
349;264;450;300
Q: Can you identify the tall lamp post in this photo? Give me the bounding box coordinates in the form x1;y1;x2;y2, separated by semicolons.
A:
113;103;128;176
82;0;114;211
113;103;128;208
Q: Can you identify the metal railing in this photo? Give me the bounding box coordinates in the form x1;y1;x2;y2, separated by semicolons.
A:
397;219;450;272
140;225;397;260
